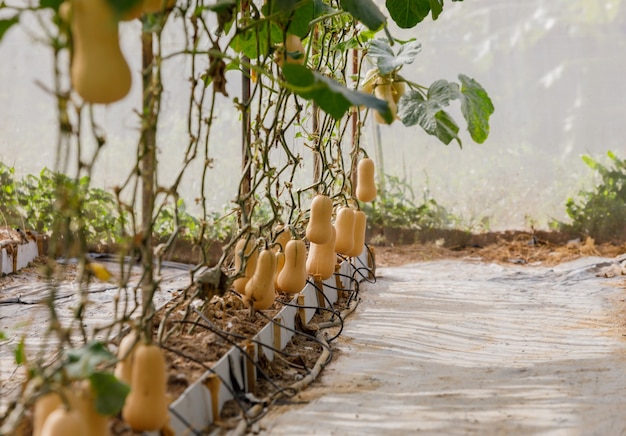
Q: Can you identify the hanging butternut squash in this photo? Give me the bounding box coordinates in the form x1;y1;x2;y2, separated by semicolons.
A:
334;206;355;255
70;0;132;104
75;381;110;436
114;330;137;385
39;407;87;436
356;157;377;202
305;194;333;245
122;343;169;431
232;236;258;294
276;239;308;294
306;227;337;280
272;224;292;252
243;249;277;310
347;210;367;258
374;83;397;124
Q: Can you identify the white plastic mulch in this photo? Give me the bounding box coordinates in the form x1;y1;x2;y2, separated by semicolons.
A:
259;256;626;435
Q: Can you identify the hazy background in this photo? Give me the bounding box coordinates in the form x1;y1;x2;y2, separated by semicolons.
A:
1;0;624;231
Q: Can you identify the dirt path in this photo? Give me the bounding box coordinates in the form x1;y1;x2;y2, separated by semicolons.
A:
258;256;626;435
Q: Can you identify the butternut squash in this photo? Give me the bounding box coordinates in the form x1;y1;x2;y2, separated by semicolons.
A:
347;210;367;258
40;407;88;436
243;249;276;310
374;83;397;124
355;157;377;202
360;68;378;95
122;343;169;431
305;194;333;245
391;79;406;104
114;330;137;385
306;227;337;280
33;392;62;436
274;251;285;290
143;0;177;14
273;225;292;252
232;236;258;294
285;34;305;65
70;0;131;104
333;206;355;255
276;239;308;294
76;381;110;436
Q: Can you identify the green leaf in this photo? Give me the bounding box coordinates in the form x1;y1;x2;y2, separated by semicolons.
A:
105;0;144;16
433;110;461;146
458;74;494;144
262;0;333;38
340;0;386;31
283;63;392;122
89;372;131;416
367;39;421;75
230;22;282;58
385;0;453;28
65;342;116;379
14;337;26;365
385;0;429;28
0;16;19;43
398;88;461;146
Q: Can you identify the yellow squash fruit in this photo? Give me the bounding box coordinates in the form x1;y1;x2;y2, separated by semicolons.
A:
243;249;277;310
40;407;88;436
355;157;377;202
33;392;62;436
142;0;177;13
122;343;169;431
347;210;367;258
306;227;337;280
373;83;397;124
232;236;258;294
276;239;308;294
333;207;355;255
305;194;333;245
273;225;292;252
70;0;132;104
360;68;378;95
274;251;285;290
114;330;137;385
391;80;406;104
76;381;110;436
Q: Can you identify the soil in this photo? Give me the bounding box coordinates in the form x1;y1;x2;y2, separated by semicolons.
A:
3;229;626;435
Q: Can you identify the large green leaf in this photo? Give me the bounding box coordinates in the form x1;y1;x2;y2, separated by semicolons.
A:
385;0;461;28
261;0;334;38
230;22;283;59
458;74;494;144
0;16;19;43
367;39;421;75
65;342;117;379
89;372;131;416
283;63;392;122
398;86;461;146
340;0;386;31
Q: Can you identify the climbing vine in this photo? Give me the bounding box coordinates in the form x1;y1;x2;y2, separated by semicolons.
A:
0;0;493;433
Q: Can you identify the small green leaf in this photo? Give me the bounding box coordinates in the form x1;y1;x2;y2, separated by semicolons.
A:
14;338;26;365
367;39;421;75
340;0;386;31
0;16;19;43
458;74;494;144
89;372;131;416
283;63;392;122
433;110;461;146
230;22;282;58
65;342;116;379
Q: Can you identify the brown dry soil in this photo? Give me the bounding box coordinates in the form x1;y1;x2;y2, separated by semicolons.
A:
7;229;626;435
